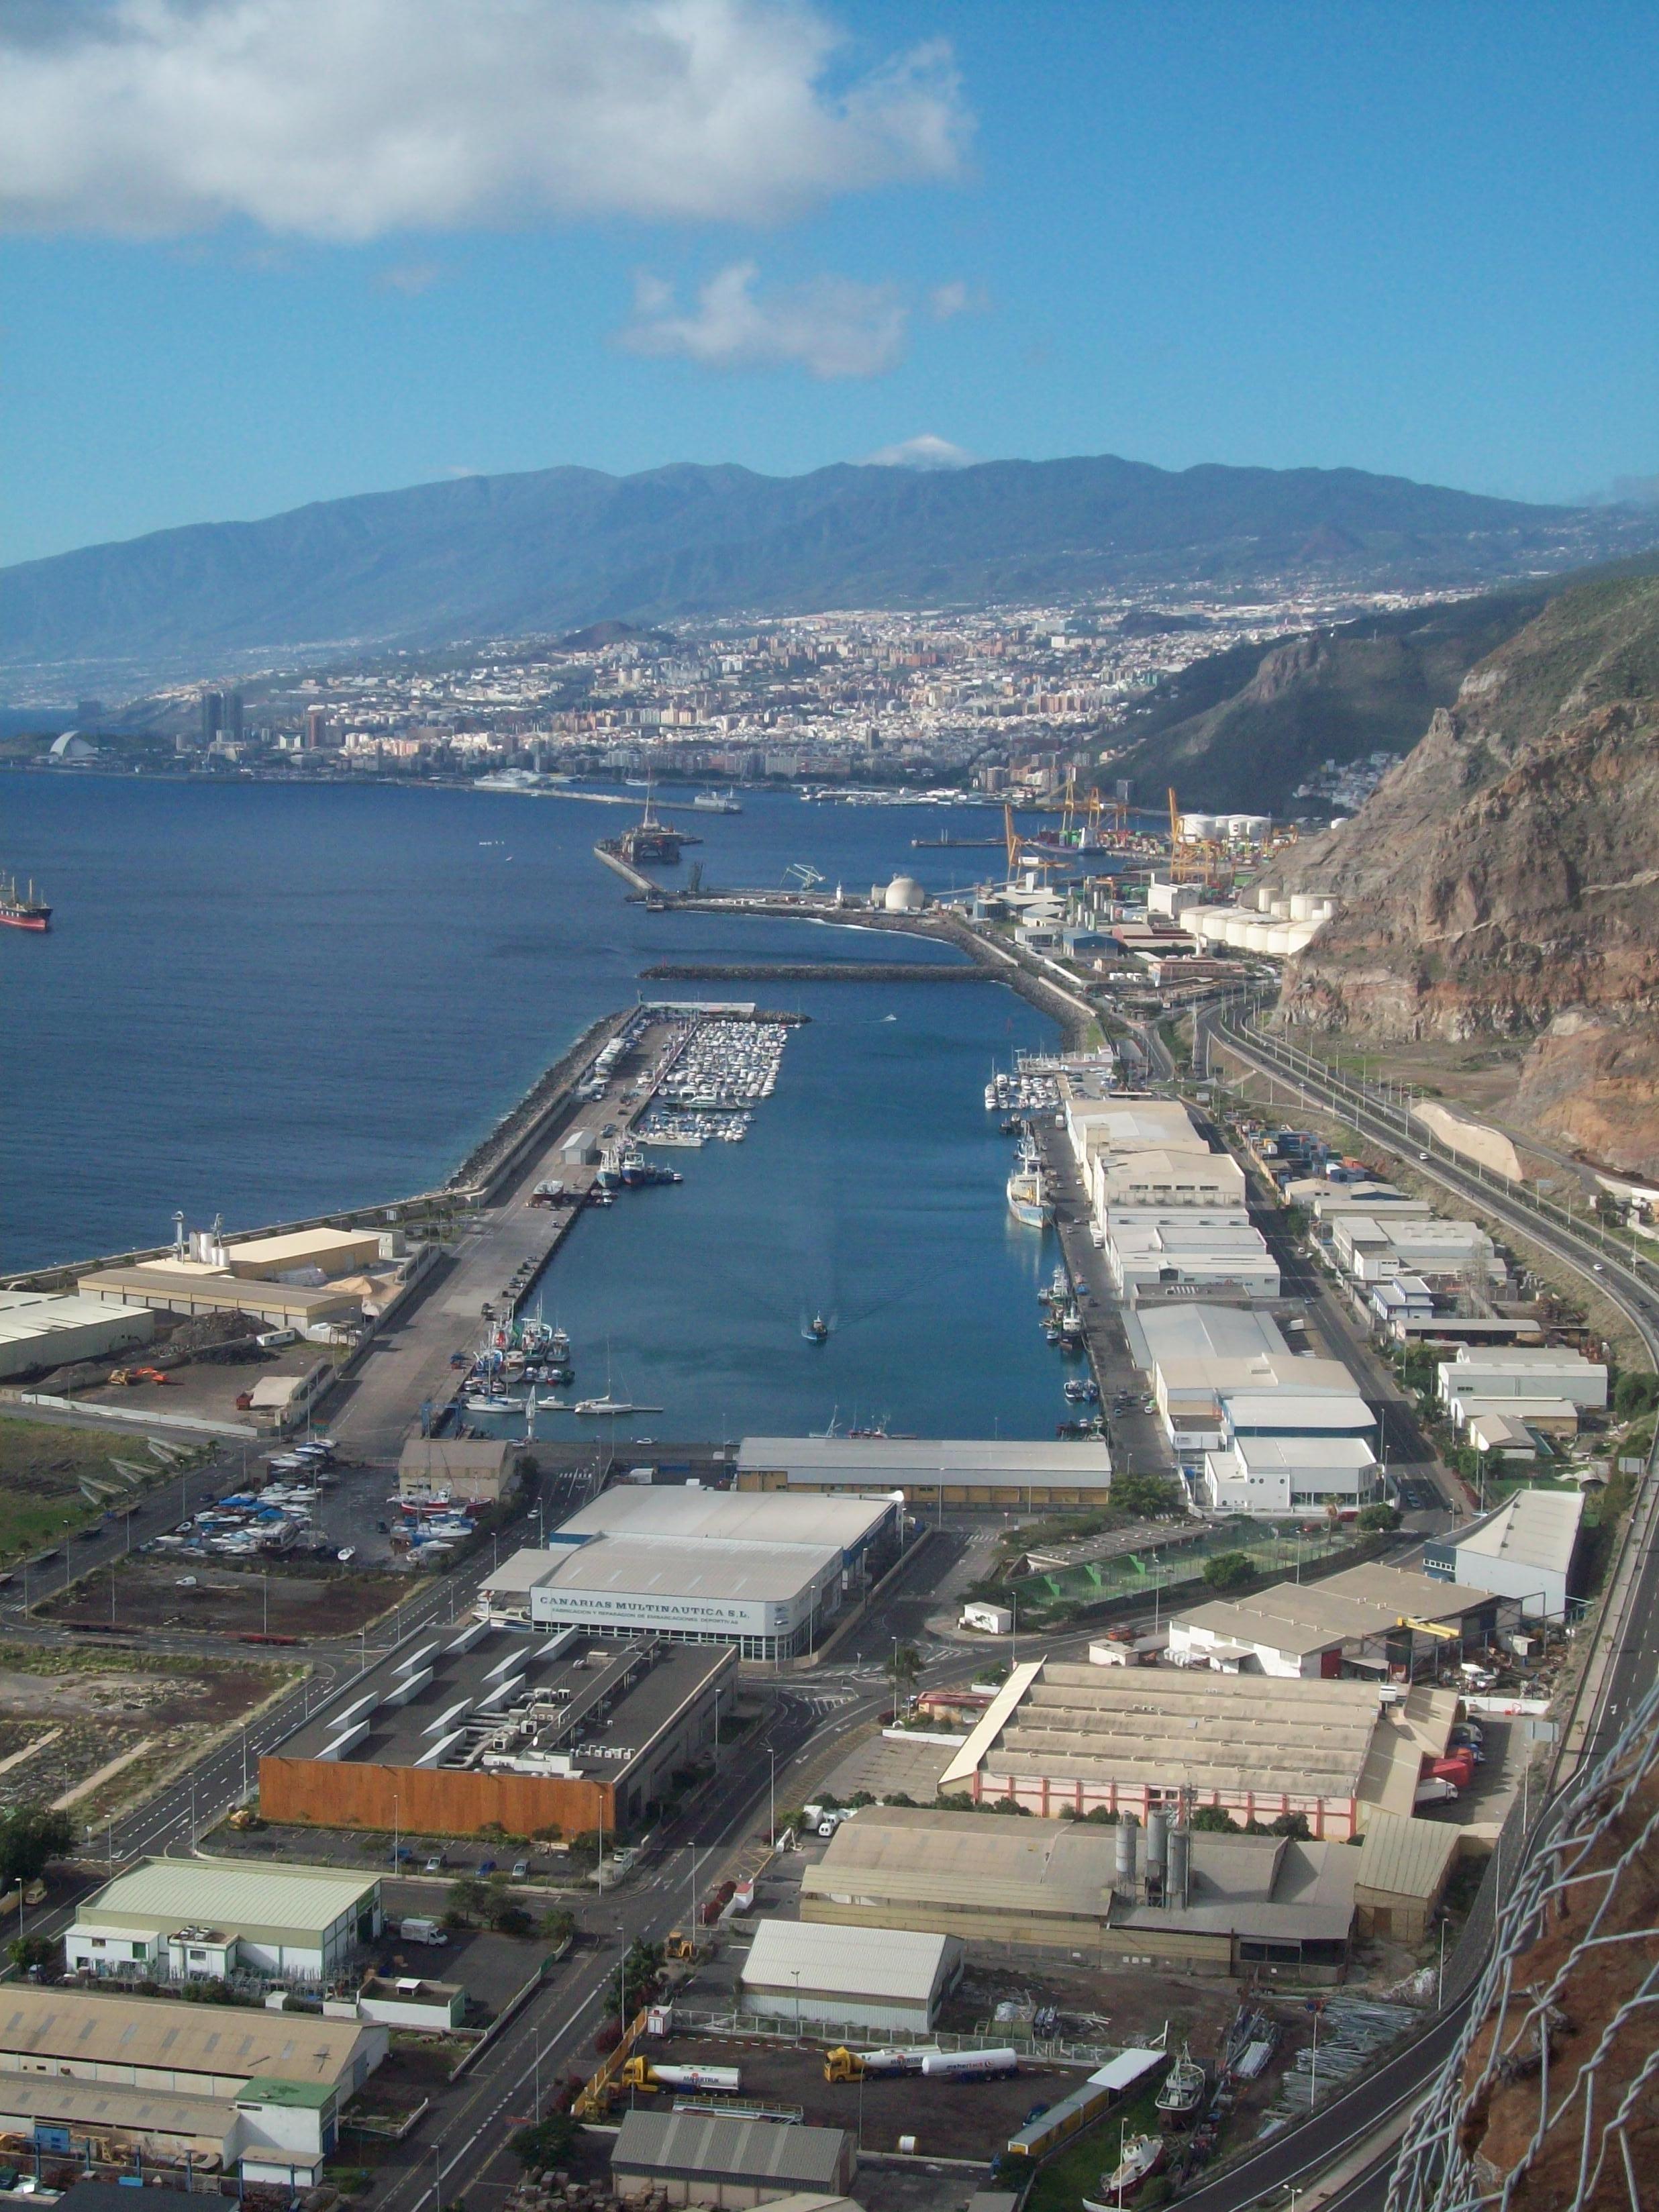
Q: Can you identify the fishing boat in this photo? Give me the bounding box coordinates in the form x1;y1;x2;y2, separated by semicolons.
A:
805;1314;830;1343
573;1397;663;1417
1083;2134;1166;2207
1007;1146;1053;1229
1155;2046;1207;2128
462;1393;526;1415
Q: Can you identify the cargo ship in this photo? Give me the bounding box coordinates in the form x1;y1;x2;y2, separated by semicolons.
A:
0;876;50;932
1006;1136;1054;1229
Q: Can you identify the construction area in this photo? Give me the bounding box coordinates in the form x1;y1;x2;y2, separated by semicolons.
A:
0;1644;289;1820
37;1556;406;1640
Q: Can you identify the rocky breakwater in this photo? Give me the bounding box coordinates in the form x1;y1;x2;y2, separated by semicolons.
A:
1265;570;1659;1177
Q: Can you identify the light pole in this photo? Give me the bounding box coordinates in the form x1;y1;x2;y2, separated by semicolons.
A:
768;1745;776;1844
792;1967;801;2038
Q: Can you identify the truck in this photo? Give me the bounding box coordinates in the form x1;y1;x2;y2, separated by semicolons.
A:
920;2047;1020;2081
1414;1776;1460;1807
620;2060;741;2095
398;1917;449;1946
823;2047;932;2082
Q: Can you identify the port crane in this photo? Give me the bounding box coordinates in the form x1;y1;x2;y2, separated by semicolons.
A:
785;861;825;893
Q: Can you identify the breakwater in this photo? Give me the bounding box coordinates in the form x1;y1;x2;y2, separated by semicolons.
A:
639;960;992;983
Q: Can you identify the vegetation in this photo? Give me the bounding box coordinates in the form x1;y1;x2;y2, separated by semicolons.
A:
0;1807;75;1887
1358;1502;1403;1533
510;2115;577;2171
1107;1472;1186;1518
1202;1551;1256;1592
1614;1371;1659;1421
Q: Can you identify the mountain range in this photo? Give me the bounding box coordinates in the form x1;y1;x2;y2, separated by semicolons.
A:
3;452;1655;694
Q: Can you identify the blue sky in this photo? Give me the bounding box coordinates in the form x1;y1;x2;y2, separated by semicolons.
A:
4;0;1657;564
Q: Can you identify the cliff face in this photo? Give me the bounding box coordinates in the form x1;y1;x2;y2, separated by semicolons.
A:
1273;572;1659;1176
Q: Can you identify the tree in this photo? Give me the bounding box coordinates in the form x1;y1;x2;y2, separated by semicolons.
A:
0;1808;74;1888
1110;1474;1185;1519
1203;1552;1255;1593
511;2113;577;2172
888;1644;923;1701
7;1936;55;1976
1358;1503;1401;1534
1614;1372;1659;1421
539;1907;576;1950
1189;1805;1240;1833
1269;1812;1311;1840
444;1876;487;1927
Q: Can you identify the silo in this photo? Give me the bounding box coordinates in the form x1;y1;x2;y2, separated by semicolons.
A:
1145;1807;1170;1897
1115;1813;1139;1893
1168;1825;1192;1908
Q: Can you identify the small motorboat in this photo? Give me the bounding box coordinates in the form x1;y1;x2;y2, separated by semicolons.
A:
805;1314;830;1343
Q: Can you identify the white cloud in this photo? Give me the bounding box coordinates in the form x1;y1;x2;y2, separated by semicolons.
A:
376;261;442;296
619;260;907;379
860;434;976;470
927;279;986;321
0;0;970;240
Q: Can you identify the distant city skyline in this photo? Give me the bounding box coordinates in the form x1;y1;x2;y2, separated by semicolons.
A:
3;0;1657;565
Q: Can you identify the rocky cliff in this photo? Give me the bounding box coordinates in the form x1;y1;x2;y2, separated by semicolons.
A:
1272;570;1659;1176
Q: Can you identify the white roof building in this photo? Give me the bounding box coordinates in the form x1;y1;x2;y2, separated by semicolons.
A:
1425;1489;1585;1620
1331;1215;1498;1285
1093;1149;1247;1213
64;1860;382;1987
740;1919;964;2034
1203;1434;1379;1517
736;1436;1112;1506
1103;1209;1279;1301
0;1290;156;1380
1436;1348;1607;1411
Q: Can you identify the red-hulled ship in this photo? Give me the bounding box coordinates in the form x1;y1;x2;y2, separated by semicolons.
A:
0;876;50;932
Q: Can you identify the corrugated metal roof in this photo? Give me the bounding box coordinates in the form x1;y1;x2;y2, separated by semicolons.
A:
539;1532;840;1601
0;1987;367;2082
1354;1810;1460;1901
613;2110;848;2187
74;1860;375;1940
564;1490;897;1551
0;2078;237;2142
736;1438;1111;1480
1454;1489;1584;1575
740;1919;959;2003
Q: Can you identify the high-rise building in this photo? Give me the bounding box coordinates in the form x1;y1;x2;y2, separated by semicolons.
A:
224;690;245;743
303;705;332;750
199;689;224;746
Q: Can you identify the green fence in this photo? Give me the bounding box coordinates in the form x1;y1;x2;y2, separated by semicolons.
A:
1007;1519;1361;1617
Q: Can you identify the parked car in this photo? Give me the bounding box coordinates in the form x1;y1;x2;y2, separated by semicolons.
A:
511;1858;530;1880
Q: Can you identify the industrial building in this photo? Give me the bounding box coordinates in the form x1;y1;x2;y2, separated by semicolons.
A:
1132;1303;1374;1482
611;2111;856;2209
64;1860;381;1986
260;1624;734;1840
77;1263;362;1334
929;1648;1465;1838
1166;1561;1506;1680
800;1806;1358;1980
1202;1433;1380;1515
476;1491;903;1660
1350;1811;1462;1943
1329;1215;1499;1287
0;1290;156;1380
734;1436;1113;1507
738;1921;964;2034
1424;1488;1585;1620
0;1986;385;2190
398;1436;525;1505
1436;1346;1608;1413
1101;1210;1280;1301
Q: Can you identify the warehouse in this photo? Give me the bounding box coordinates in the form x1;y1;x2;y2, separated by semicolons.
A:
399;1436;525;1505
1424;1488;1585;1620
930;1654;1461;1839
77;1263;361;1332
1331;1215;1499;1286
1101;1211;1280;1301
222;1228;386;1280
477;1492;903;1660
64;1860;382;1986
1168;1563;1505;1682
1436;1346;1607;1411
800;1807;1358;1979
0;1983;383;2101
1350;1811;1461;1943
738;1920;964;2034
611;2111;856;2209
735;1436;1112;1507
1202;1432;1380;1515
0;1290;155;1380
260;1624;734;1840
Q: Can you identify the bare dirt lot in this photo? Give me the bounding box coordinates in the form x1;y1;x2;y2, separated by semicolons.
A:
0;1642;290;1819
638;2032;1076;2161
38;1556;407;1639
0;1415;194;1563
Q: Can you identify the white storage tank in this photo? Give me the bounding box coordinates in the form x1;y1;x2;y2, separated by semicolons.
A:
1289;893;1317;921
1242;922;1276;953
883;875;928;912
1223;915;1255;948
1179;812;1218;842
1264;924;1297;956
1198;909;1236;942
1284;922;1320;953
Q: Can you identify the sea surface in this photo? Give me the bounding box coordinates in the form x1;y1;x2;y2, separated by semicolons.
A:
2;772;1075;1438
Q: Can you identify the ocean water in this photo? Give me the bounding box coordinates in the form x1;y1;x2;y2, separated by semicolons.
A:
2;772;1073;1438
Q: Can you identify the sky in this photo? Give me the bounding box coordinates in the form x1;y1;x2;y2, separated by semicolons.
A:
3;0;1658;566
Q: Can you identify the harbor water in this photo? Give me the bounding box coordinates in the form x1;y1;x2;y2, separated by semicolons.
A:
2;772;1074;1438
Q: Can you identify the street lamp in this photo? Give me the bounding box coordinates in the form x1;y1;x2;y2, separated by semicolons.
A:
792;1967;801;2038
